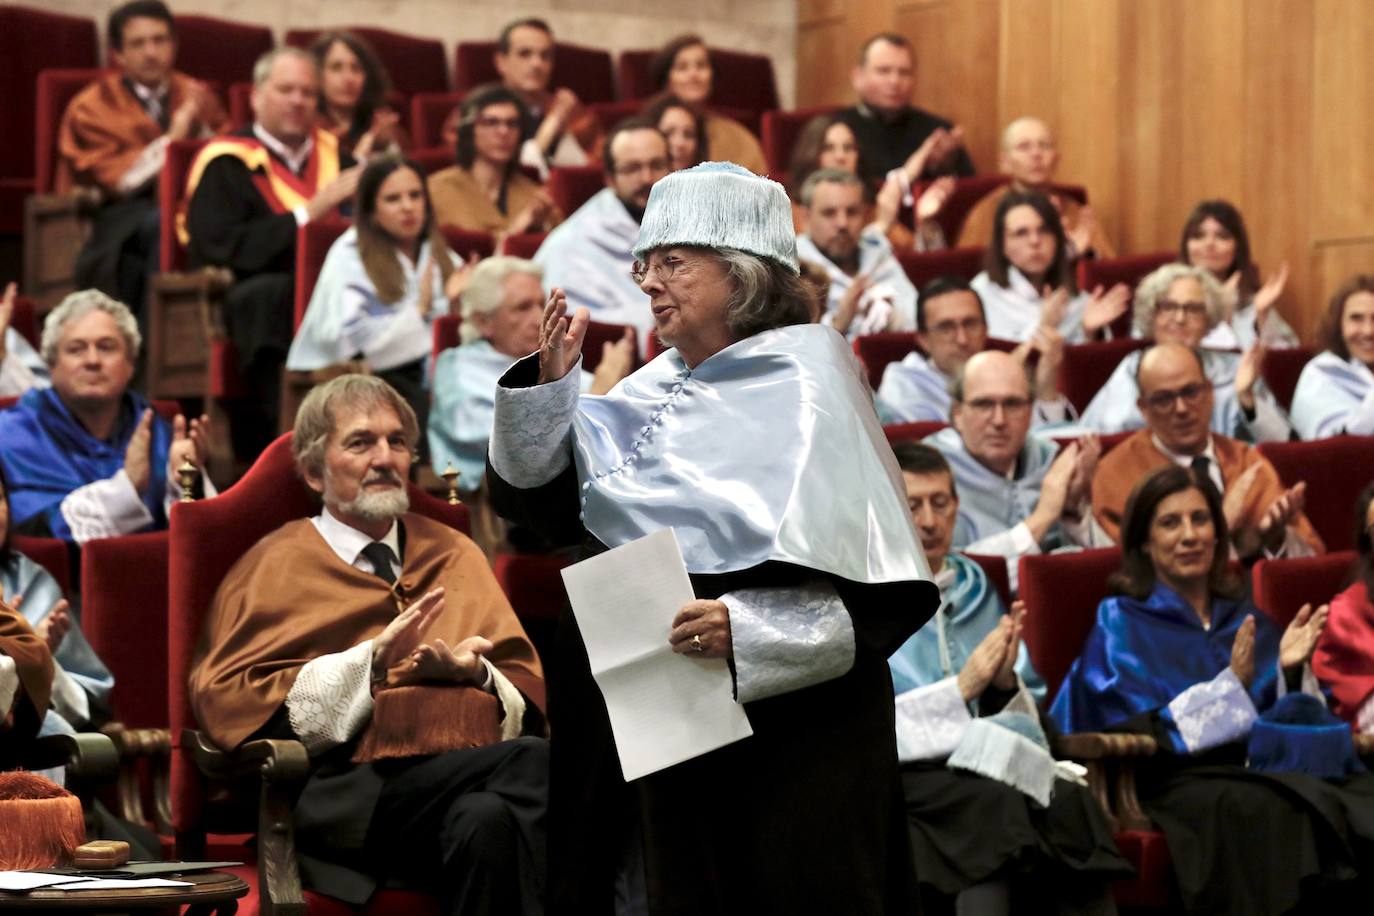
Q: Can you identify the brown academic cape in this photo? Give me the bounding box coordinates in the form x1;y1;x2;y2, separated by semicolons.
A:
427;164;563;236
56;70;228;196
0;599;53;749
188;513;544;752
1091;429;1324;550
957;184;1116;257
704;113;768;176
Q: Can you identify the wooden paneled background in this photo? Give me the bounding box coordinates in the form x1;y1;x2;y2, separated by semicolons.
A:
797;0;1374;344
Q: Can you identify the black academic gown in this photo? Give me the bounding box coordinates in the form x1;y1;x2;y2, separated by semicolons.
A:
487;357;933;916
836;104;975;186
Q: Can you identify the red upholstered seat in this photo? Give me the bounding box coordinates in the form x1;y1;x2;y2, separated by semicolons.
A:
439;226;495;261
81;532;169;729
1260;345;1314;412
1018;547;1121;699
293;220;350;330
760;106;841;175
160;138;204;273
431;314;461;364
547;166;605;217
11;295;39;349
492;552;573;625
1253;551;1358;630
1256;436;1374;552
410;145;455;177
169;15;273;87
33;68;108;194
896;247;987;294
618;47;778;117
1058;337;1150;414
1110;829;1174;909
586;99;640;134
501;231;547;259
454;41;615;103
922;176;1007;245
1050;429;1136;457
853;332;916;389
1079;251;1176;303
286;27;448;98
10;536;72;596
0;7;98;233
965;553;1013;611
410;91;464;149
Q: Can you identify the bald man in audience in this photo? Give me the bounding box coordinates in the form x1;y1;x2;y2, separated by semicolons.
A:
876;275;1073;426
59;0;227;314
1092;342;1322;559
925;350;1105;590
957;117;1115;258
185;47;360;458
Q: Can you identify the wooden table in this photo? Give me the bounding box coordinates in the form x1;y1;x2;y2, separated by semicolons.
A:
0;870;248;914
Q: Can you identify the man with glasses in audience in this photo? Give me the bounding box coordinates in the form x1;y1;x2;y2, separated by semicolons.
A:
877;275;1072;425
925;350;1103;590
534;118;671;356
1092;342;1322;559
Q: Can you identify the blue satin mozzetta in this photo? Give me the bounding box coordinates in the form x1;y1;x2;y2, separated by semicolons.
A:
1049;582;1280;743
569;323;931;584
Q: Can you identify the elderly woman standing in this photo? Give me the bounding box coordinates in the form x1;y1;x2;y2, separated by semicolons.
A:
1079;263;1291;441
487;162;938;914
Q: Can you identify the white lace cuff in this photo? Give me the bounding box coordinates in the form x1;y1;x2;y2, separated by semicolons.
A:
1166;667;1258;754
490;354;580;489
894;676;971;762
286;640;375;755
721;580;856;704
488;661;530;740
116;136;168;195
59;470;155;544
0;655;17;720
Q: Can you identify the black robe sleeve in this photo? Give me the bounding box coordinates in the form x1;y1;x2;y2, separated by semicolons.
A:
186;155;299;274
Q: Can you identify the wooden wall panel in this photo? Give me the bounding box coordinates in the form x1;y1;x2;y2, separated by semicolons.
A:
1312;0;1374;242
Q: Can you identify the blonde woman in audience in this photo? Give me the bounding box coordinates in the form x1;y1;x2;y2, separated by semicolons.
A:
290;155;470;432
1179;200;1299;350
639;92;707;172
1081;263;1291;441
309;31;409;161
648;34;768;174
1054;465;1374;915
1291;274;1374;439
970;191;1130;343
428;85;562;241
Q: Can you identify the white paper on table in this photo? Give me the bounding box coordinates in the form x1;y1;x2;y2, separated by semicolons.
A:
561;527;753;781
0;873;96;891
51;877;194;890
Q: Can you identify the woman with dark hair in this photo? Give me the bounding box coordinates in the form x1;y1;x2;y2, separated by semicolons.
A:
1053;465;1374;914
427;85;561;238
971;191;1129;342
1313;482;1374;728
0;462;114;749
1179;200;1299;350
649;34;768;174
639;92;707;172
309;31;409;160
289;154;469;427
1291;274;1374;439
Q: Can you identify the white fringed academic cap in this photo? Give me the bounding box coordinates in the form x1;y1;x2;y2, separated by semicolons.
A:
633;161;800;274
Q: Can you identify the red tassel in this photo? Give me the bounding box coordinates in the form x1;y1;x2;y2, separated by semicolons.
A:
353;685;503;763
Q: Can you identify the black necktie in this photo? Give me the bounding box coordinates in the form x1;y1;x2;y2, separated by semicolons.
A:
360;542;397;586
1190;455;1213;487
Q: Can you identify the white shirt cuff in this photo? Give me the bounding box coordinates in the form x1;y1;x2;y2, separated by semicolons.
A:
59;469;156;544
0;655;18;721
895;676;971;762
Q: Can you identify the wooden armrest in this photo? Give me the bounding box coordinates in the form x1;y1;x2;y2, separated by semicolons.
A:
185;729;310;784
1054;731;1158;760
151;265;235;295
1053;732;1157;833
24;732;119;782
102;723;174;831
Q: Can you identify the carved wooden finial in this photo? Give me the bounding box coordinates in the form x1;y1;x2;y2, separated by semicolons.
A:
440;463;461;505
177;460;199;501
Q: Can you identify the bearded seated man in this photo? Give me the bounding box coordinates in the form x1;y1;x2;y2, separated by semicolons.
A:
188;375;548;915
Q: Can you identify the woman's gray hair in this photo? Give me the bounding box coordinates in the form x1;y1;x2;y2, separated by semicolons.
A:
708;248;813;340
459;256;543;344
1132;262;1228;337
41;289;141;365
292;374;419;479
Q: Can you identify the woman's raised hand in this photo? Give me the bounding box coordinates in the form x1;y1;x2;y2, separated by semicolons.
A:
1229;615;1257;689
1279;602;1329;673
538;288;589;384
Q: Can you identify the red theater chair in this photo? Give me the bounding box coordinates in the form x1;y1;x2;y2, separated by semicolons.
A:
587;100;640;134
1253;551;1357;630
292;221;350;331
502;232;547;259
287;27;448;99
883;421;948;444
1018;547;1171;908
896;247;987;292
1058;337;1150;415
10;535;71;595
1257;436;1374;552
760;105;842;175
0;6;99;236
410;145;455;176
168;433;466;912
966;553;1013;614
440;226;496;261
1259;345;1314;412
854;332;916;389
410;91;464;149
930;178;1087;248
10;294;40;349
547;166;604;217
170;15;273;87
454;41;615;103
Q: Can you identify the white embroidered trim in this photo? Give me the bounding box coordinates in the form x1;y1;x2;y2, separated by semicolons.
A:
894;676;971;762
286;640;375;756
1167;666;1258;754
721;580;856;705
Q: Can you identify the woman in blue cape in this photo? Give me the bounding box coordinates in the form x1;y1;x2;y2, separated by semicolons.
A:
487;162;940;914
1051;465;1374;914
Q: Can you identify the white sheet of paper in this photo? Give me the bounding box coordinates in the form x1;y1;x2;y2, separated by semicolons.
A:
0;873;96;891
51;878;194;890
561;528;753;781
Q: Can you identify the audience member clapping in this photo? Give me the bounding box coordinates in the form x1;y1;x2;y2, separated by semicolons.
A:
309;31;409;160
1180;200;1299;350
1291;274;1374;439
1081;263;1291;440
0;283;49;398
494;18;603;175
970;191;1129;343
648;34;767;174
